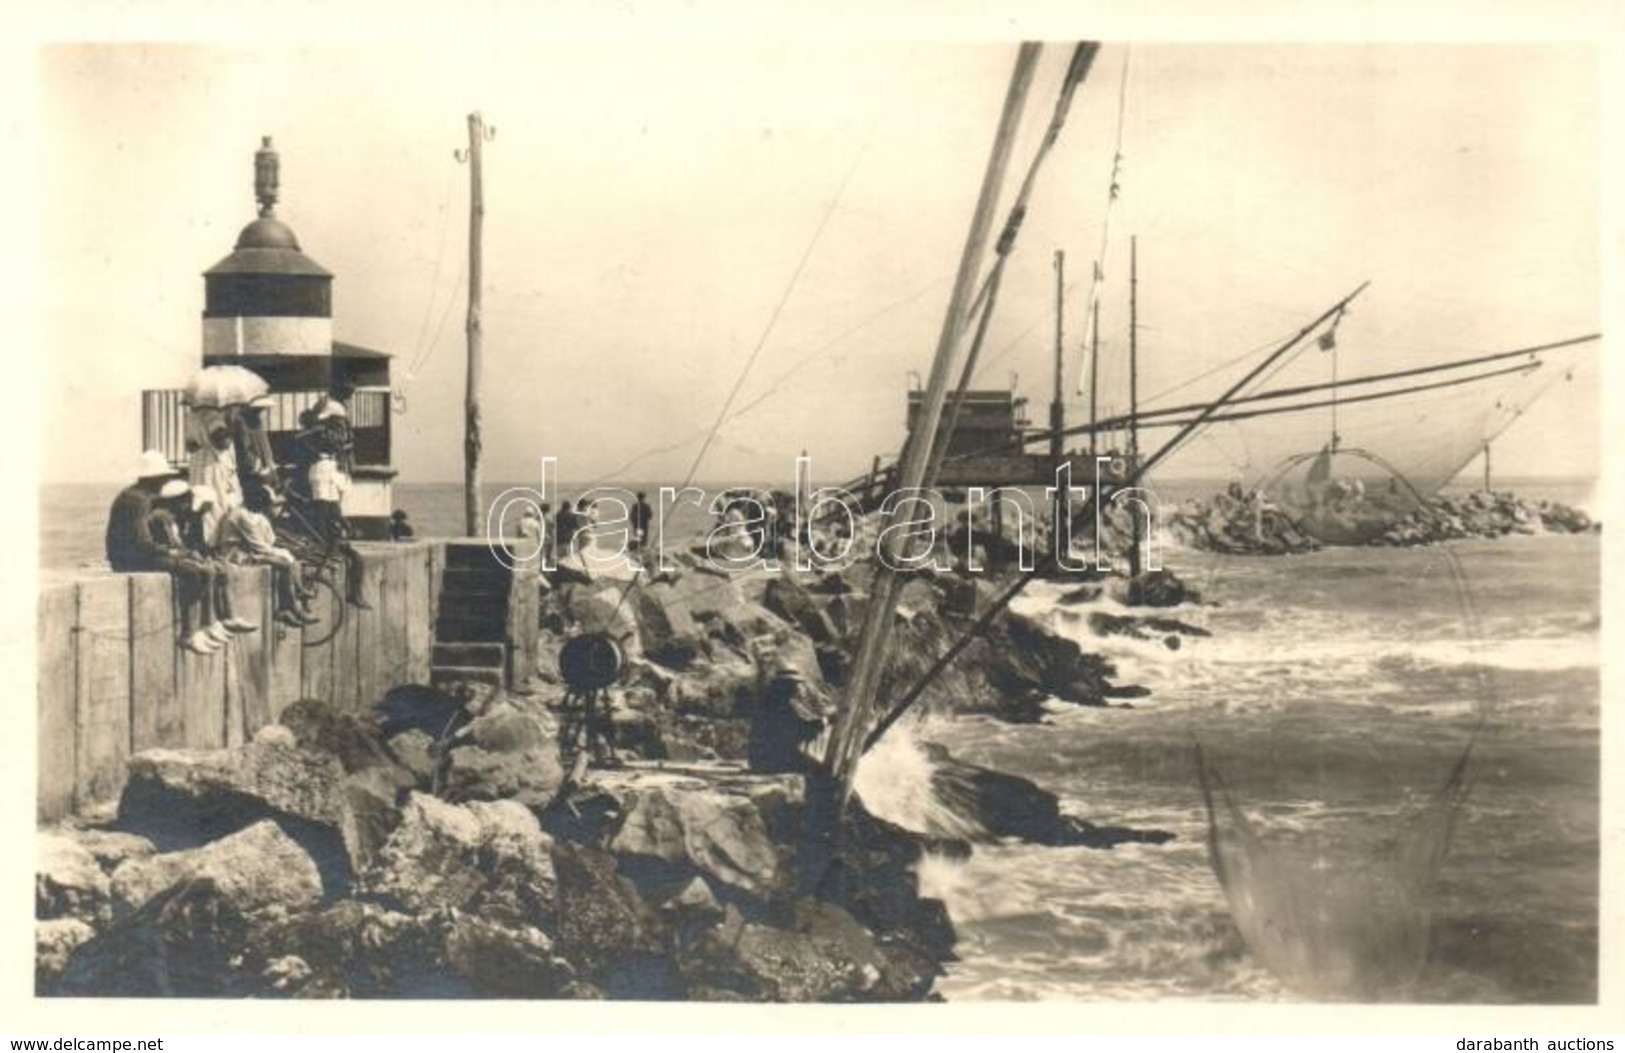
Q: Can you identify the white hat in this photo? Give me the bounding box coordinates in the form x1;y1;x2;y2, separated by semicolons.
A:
158;479;191;501
190;484;220;511
316;401;347;421
136;449;180;480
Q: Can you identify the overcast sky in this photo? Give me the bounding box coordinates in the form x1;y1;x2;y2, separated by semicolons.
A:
36;38;1601;487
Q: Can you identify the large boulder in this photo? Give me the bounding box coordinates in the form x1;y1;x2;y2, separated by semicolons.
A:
361;793;556;931
593;769;803;901
118;727;350;835
109;819;322;917
439;701;566;808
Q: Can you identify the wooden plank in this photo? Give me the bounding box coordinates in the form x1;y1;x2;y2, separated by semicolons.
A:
175;578;227;749
298;560;339;707
128;574;180;752
404;545;433;685
225;564;273;743
427;542;446;628
381;549;412;692
266;567;304;722
504;565;541;685
73;575;132;808
37;582;78;821
350;550;386;712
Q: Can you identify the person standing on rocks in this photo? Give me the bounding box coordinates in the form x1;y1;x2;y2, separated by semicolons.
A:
629;491;655;556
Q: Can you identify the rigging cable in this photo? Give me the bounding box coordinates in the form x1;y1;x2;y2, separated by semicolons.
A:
599;92;889;622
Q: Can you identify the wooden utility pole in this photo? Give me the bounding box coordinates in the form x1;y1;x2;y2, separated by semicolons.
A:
457;112;495;536
1128;235;1141;582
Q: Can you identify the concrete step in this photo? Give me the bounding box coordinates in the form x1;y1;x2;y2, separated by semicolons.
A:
431;664;504;687
442;542;518;572
432;642;507;668
439;566;513;596
437;594;511;620
435;614;508;643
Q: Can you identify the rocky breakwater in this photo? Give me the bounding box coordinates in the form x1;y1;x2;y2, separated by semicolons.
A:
1163;491;1321;556
37;548;1185;1000
37;694;953;1000
1370;491;1598;547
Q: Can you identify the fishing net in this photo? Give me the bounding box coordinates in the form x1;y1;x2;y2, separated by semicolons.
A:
1208;343;1579;544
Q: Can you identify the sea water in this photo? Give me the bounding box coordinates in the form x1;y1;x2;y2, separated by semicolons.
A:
39;479;1600;1002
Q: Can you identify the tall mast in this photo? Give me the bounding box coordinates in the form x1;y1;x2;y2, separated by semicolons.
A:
1089;293;1100;454
457;112;495;536
826;43;1042;799
1128;234;1141;580
1051;249;1065;461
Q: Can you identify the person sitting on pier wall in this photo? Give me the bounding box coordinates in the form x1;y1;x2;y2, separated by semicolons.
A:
143;477;257;653
105;454;228;653
232;395;279;509
218;486;318;627
189;418;245;517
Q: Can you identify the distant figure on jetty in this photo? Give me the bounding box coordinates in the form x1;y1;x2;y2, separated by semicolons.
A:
389;509;415;541
630;491;654;554
106;461;257;653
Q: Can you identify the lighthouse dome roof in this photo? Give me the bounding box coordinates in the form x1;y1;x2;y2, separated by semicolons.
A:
235;216;302;250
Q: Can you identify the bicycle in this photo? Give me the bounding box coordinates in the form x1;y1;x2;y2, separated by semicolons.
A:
266;480;349;648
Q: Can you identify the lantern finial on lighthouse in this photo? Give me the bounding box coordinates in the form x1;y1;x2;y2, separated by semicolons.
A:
254;136;279;217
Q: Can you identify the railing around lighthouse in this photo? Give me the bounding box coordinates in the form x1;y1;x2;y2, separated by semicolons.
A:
141;387;393;469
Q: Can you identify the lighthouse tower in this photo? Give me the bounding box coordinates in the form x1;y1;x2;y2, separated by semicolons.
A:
202;137;335;358
154;137;398;539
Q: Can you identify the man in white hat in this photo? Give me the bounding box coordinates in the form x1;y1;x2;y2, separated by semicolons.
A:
105;450;182;573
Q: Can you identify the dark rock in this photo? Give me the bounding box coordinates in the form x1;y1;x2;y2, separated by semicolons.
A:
551;841;664;979
682;898;934;1002
279;698;399;773
631;586;707;669
1117;568;1201;608
376;685;471;743
58;877;261;997
762;576;841;645
442;914;577;998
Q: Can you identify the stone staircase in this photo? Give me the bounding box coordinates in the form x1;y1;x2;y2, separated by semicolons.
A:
430;541;540;689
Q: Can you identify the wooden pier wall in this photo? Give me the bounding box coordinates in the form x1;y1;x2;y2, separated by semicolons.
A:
36;540;537;822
